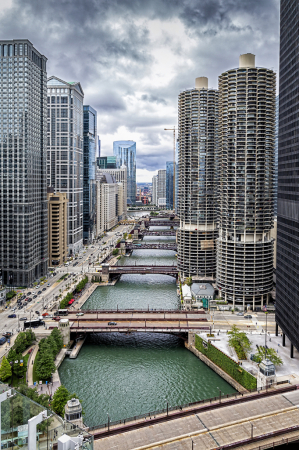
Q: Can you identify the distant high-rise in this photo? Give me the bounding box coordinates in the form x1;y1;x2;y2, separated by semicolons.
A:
217;54;275;309
276;0;299;356
83;105;97;243
47;76;84;255
157;169;166;207
152;175;158;206
177;77;218;279
97;156;117;169
0;40;48;287
166;161;175;210
113;140;136;204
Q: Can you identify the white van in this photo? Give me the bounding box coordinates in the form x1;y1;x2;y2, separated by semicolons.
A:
65;262;70;267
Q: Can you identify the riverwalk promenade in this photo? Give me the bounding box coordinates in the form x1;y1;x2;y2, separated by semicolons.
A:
92;384;299;449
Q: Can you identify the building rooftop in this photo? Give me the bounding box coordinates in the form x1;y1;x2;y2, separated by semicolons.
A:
192;283;215;297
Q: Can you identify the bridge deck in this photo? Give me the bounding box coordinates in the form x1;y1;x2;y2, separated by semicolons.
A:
92;385;299;450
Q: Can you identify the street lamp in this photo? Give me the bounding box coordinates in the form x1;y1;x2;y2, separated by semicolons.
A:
107;413;110;432
165;399;168;416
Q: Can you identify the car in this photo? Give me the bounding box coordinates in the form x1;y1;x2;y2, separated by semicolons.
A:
0;337;7;345
244;315;252;319
54;316;61;321
237;312;244;316
108;321;117;326
33;295;37;299
18;306;23;310
35;285;40;289
37;291;42;295
47;283;50;287
76;312;84;316
42;312;49;317
27;291;32;295
27;297;32;301
8;314;16;318
3;332;13;337
42;287;46;291
19;317;27;321
35;311;40;315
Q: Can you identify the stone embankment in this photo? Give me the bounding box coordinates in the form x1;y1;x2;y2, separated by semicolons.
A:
185;342;248;394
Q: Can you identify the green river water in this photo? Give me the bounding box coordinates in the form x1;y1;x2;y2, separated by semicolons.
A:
59;213;236;427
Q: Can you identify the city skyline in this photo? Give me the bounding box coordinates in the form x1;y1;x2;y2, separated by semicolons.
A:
0;0;279;181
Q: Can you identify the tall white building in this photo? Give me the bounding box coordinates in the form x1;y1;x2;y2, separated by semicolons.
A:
96;171;120;235
100;165;127;219
47;76;84;255
157;169;166;205
217;54;275;309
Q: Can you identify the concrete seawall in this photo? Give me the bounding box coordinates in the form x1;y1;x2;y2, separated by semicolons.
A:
185;342;248;394
69;336;86;359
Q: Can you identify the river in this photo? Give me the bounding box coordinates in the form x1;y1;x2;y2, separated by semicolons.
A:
59;211;236;427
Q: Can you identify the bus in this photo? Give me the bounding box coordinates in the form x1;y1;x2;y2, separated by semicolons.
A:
23;319;45;329
54;309;69;316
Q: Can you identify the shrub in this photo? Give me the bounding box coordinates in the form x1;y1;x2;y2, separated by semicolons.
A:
195;335;257;390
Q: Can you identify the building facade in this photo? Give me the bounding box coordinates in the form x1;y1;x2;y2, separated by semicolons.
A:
100;166;127;219
177;77;218;279
97;156;117;169
47;76;84;255
276;0;299;354
157;169;166;205
96;172;119;234
274;96;279;217
217;54;275;309
0;40;48;287
83;105;97;244
48;190;68;266
166;161;175;210
152;175;158;206
113;140;136;204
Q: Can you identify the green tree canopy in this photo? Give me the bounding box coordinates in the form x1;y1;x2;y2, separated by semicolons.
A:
0;356;12;381
227;325;252;358
254;346;283;366
35;352;56;381
51;385;71;417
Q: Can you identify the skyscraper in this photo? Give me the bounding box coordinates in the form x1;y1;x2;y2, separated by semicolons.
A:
276;0;299;356
152;175;158;206
47;76;84;255
177;77;218;279
217;54;275;309
274;96;279;217
113;140;136;204
83;105;97;244
0;40;48;287
157;169;166;207
166;161;175;210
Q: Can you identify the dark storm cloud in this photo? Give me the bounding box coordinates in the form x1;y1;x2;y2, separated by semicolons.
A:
0;0;279;178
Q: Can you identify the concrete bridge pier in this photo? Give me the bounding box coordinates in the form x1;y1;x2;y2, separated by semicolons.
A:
102;264;110;282
120;241;126;255
188;331;195;346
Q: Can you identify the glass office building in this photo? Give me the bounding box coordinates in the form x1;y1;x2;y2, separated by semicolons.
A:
276;0;299;355
0;40;48;287
47;76;84;255
166;161;175;209
97;155;117;169
83;105;97;243
113;140;136;204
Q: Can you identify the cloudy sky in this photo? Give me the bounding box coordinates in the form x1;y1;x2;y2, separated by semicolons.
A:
0;0;279;181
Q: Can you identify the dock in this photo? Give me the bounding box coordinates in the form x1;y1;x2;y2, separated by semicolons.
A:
69;336;86;359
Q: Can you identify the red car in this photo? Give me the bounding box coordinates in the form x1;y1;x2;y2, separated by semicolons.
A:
42;313;49;317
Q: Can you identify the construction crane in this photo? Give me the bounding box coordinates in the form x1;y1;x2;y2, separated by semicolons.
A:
164;126;176;211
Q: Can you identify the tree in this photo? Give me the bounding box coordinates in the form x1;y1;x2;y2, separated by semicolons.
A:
185;277;192;287
227;325;252;358
35;352;56;381
254;347;283;366
0;356;12;381
51;385;71;417
51;328;63;352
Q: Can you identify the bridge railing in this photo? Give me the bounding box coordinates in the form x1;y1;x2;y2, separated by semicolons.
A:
88;381;291;432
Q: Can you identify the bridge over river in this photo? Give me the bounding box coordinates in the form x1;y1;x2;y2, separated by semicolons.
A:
90;265;178;282
122;243;177;251
90;383;299;450
64;310;208;333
